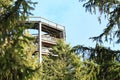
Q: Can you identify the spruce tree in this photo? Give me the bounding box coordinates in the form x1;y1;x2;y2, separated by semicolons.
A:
0;0;41;80
73;0;120;80
42;40;82;80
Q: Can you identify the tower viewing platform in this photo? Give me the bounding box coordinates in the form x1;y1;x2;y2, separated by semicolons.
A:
25;16;66;63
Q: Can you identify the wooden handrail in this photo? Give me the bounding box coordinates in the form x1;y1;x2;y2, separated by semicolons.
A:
27;16;65;30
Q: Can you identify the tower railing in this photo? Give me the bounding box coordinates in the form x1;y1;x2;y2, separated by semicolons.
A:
27;16;65;31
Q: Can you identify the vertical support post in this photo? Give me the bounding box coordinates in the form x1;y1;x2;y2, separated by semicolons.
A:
63;26;66;41
38;21;42;63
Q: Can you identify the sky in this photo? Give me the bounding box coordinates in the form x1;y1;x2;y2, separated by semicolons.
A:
32;0;108;47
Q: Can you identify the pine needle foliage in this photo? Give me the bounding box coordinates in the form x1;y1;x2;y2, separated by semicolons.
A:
73;44;120;80
73;0;120;80
0;0;41;80
42;40;84;80
80;0;120;43
41;40;103;80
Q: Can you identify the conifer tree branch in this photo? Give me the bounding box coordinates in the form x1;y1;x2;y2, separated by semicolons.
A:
0;0;24;21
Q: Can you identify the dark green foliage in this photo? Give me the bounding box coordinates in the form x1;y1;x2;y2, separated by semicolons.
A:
0;0;40;80
71;0;120;80
73;44;120;62
41;40;104;80
80;0;120;43
74;44;120;80
42;40;82;80
1;0;120;80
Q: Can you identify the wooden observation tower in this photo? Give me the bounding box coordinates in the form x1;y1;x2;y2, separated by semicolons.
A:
26;16;66;63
